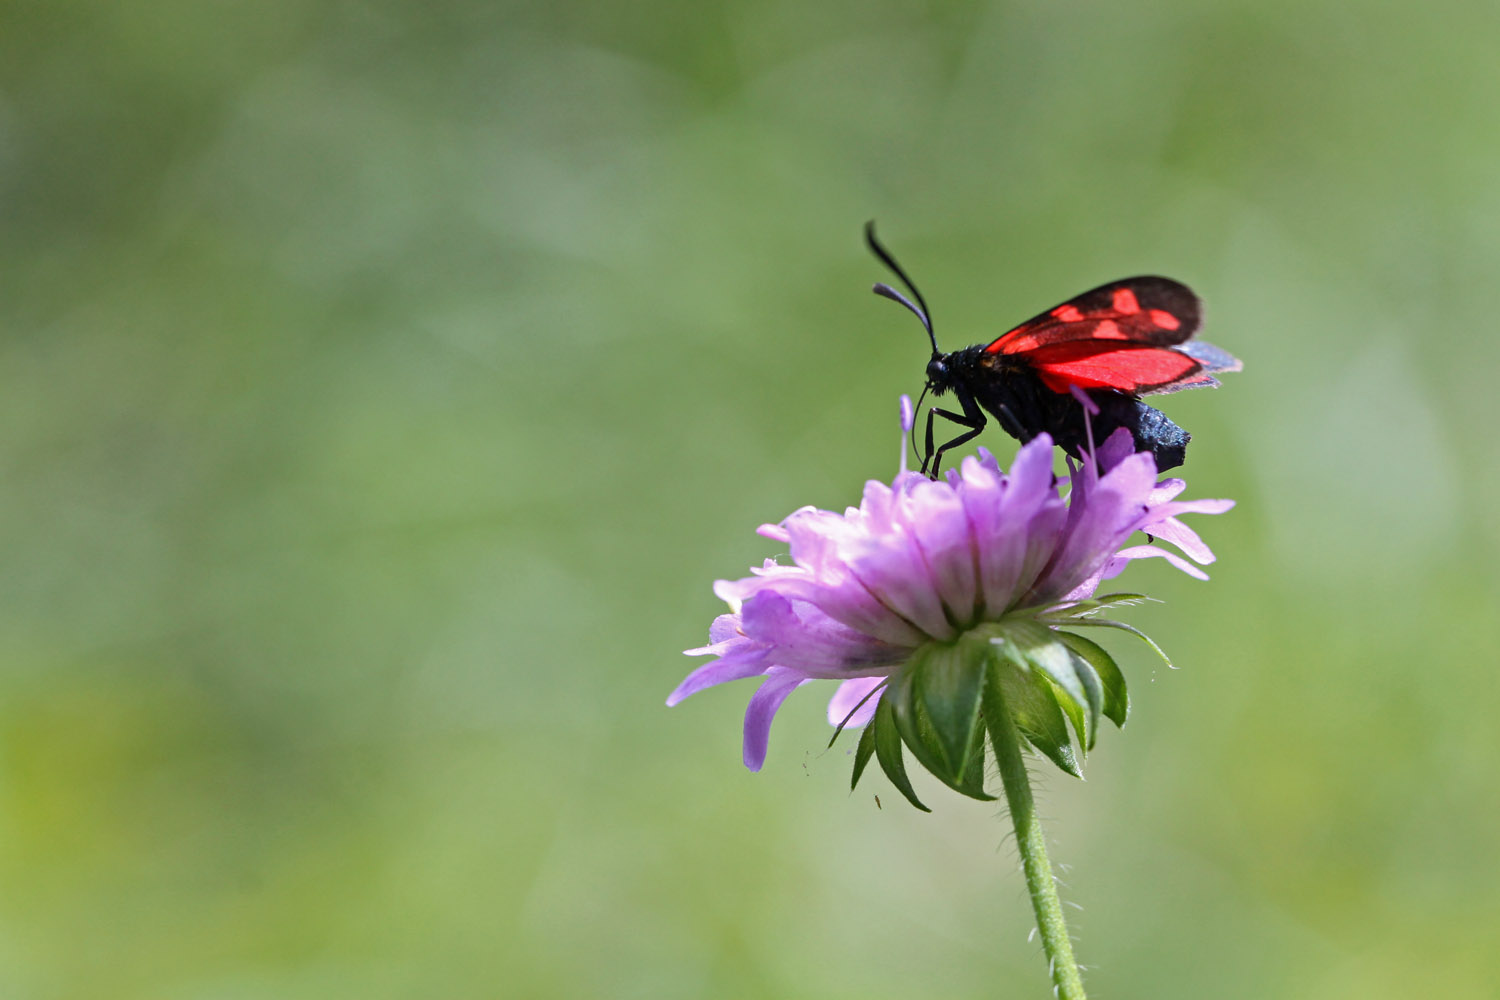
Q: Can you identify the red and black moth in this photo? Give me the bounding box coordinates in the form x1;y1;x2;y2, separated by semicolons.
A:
866;223;1240;477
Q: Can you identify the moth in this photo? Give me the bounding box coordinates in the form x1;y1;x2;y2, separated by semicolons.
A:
867;223;1240;476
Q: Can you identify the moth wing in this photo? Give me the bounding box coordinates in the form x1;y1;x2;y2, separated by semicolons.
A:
1141;340;1242;395
985;277;1201;355
1022;342;1203;394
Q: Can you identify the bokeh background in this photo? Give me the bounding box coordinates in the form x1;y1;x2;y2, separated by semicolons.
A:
4;1;1499;997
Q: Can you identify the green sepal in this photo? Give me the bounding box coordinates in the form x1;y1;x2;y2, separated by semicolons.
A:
888;648;993;801
850;715;878;791
828;680;886;749
1064;618;1173;668
956;711;991;800
1058;630;1129;727
887;667;940;779
1043;592;1151;620
913;639;986;782
872;694;929;812
996;617;1100;753
987;653;1081;777
1069;652;1105;750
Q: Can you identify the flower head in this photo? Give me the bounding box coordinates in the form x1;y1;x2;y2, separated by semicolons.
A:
671;418;1232;807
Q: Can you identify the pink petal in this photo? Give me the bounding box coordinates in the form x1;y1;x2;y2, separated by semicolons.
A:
666;650;770;706
1034;451;1155;601
1148;478;1187;504
844;528;954;641
1111;544;1210;580
742;668;809;771
1150;498;1236;519
963;435;1065;613
827;676;885;728
1144;516;1215;564
737;591;909;676
901;478;977;626
708;613;741;645
1096;428;1135;471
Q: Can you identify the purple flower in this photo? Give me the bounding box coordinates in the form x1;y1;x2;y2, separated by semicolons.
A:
670;427;1233;775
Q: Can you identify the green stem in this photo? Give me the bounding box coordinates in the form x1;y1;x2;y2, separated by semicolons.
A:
985;670;1088;1000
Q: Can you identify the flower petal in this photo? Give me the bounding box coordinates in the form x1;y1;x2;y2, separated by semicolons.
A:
1148;478;1187;505
1145;498;1236;521
964;434;1065;614
708;613;741;645
1143;516;1215;565
742;667;809;771
666;647;770;706
738;591;909;676
757;522;791;543
1033;451;1155;602
899;477;977;626
717;569;926;648
1110;544;1210;581
827;676;885;728
1096;427;1135;470
845;541;953;640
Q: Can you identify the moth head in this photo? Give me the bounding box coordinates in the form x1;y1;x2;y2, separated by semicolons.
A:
925;355;952;395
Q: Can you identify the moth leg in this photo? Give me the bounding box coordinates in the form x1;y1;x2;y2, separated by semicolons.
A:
926;414;982;478
922;387;986;479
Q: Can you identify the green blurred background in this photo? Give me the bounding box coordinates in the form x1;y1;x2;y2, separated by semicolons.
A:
3;1;1498;997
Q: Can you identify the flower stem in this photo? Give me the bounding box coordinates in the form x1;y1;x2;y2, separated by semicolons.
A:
986;672;1088;1000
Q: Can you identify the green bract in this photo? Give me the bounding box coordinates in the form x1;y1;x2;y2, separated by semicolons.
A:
845;594;1167;810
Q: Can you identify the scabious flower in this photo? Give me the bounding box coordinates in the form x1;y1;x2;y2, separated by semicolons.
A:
669;414;1232;808
671;398;1236;1000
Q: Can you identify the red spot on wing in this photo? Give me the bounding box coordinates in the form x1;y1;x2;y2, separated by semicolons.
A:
989;314;1150;354
1149;308;1180;331
989;332;1034;353
1111;288;1140;314
986;277;1199;355
1026;343;1200;393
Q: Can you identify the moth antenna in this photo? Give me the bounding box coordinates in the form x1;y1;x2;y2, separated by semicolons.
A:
865;221;940;356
